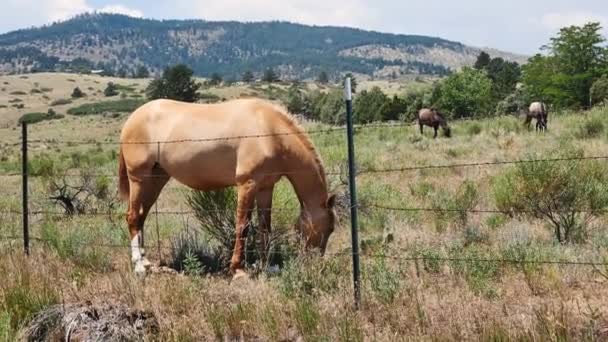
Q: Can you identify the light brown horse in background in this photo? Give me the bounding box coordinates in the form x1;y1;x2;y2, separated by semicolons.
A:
118;98;337;278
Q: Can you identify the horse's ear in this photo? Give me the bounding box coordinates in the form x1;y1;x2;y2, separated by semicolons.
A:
327;194;337;208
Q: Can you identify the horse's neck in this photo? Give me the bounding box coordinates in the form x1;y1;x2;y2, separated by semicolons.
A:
285;154;327;212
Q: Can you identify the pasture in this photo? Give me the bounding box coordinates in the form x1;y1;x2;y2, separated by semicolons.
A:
1;73;608;340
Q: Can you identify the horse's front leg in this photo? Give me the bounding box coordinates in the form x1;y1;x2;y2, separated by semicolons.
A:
230;180;257;277
419;123;424;135
433;125;438;139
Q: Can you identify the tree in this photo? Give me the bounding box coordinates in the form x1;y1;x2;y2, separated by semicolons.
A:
379;95;408;121
146;64;201;102
286;84;309;115
118;68;128;78
317;71;329;84
310;89;345;124
591;75;608;105
493;148;608;244
262;68;279;83
104;82;119;97
242;70;255;83
353;86;389;123
474;51;491;70
71;87;85;99
436;67;493;118
486;58;521;101
523;22;607;109
343;73;357;93
134;65;150;78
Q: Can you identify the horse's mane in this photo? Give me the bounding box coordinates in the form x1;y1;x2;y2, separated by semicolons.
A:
264;100;328;189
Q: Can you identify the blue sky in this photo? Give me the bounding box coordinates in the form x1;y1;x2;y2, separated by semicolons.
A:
1;0;607;54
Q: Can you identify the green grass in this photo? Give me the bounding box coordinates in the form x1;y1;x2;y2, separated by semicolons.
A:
67;99;146;115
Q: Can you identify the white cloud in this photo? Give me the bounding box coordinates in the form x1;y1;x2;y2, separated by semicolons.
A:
98;4;144;18
541;11;608;31
47;0;92;21
180;0;380;29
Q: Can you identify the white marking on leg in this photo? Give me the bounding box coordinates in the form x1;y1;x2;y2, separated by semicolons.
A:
131;233;142;263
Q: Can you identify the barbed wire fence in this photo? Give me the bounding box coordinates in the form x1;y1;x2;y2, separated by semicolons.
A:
1;83;608;308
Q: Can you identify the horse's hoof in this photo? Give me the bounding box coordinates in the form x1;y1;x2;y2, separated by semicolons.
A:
134;261;147;277
141;257;152;268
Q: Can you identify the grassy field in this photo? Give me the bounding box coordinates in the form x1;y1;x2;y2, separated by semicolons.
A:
1;73;608;340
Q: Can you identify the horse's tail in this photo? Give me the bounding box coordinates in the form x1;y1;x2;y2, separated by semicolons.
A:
118;146;130;202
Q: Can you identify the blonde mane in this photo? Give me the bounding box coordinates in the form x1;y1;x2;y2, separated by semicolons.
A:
264;100;329;190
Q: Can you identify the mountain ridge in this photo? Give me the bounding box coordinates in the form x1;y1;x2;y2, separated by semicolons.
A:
0;13;528;79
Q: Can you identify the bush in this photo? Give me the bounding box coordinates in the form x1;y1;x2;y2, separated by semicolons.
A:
185;188;292;271
492;148;608;243
466;122;482;136
279;254;345;298
574;116;604;139
366;250;401;304
67;99;145;115
590;75;608;106
9;91;26;96
50;98;72;106
146;64;201;102
18;110;64;125
169;229;223;275
430;180;479;232
103;82;119;97
71;87;85;98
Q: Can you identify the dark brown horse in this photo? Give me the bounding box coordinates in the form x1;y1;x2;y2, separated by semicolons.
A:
523;102;548;132
418;108;451;138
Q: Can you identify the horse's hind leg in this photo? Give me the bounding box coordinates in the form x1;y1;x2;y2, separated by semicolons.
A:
256;186;274;269
126;171;169;276
230;180;257;276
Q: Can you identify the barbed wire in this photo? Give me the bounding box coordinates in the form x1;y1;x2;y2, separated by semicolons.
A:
2;154;607;179
1;235;607;268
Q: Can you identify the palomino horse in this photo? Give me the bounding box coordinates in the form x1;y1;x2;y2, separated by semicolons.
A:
118;98;337;277
524;102;548;132
417;108;451;138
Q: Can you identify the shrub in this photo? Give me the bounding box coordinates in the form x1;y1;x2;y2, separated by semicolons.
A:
9;91;26;96
18;110;64;125
574;116;604;139
71;87;85;98
466;122;482;136
104;82;119;97
186;188;293;271
50;98;72;106
366;250;401;304
67;99;145;115
430;180;479;231
169;229;223;275
279;254;345;298
492;148;608;243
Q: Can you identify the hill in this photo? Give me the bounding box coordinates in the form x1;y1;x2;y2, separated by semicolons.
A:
0;13;527;80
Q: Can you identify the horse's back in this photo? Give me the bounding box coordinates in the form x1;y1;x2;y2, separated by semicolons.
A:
529;102;546;114
119;98;295;189
418;108;434;122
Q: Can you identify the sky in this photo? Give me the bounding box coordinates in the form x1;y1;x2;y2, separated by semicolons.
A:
1;0;607;55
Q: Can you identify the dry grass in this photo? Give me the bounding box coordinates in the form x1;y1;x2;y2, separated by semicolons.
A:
1;74;608;340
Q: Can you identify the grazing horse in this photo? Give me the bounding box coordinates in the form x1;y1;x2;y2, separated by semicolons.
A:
417;108;451;138
524;102;548;132
118;98;337;278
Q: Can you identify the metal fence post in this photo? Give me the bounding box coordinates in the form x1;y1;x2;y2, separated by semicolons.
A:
22;122;29;256
344;77;361;309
